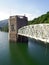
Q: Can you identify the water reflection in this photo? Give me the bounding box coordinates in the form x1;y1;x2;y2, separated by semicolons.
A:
9;42;38;65
0;32;49;65
0;32;10;65
9;42;28;65
28;38;49;65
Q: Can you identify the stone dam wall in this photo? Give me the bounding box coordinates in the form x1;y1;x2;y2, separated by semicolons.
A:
18;24;49;43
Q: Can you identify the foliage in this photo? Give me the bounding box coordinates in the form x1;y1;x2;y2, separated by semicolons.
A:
0;25;8;32
28;12;49;25
0;12;49;32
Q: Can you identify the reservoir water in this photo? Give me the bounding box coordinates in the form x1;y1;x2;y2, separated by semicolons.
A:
0;31;49;65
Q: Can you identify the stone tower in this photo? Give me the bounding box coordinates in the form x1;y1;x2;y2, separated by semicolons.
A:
8;15;28;42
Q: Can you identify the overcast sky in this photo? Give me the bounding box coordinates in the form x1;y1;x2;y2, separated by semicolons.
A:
0;0;49;20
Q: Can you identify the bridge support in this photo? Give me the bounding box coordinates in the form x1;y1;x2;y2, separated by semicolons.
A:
8;15;28;42
18;35;28;43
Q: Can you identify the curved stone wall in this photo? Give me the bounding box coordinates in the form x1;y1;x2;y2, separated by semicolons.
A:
18;24;49;43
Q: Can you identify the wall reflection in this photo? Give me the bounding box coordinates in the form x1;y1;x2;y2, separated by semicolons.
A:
9;42;28;65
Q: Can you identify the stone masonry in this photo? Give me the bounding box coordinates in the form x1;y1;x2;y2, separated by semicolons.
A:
8;15;28;42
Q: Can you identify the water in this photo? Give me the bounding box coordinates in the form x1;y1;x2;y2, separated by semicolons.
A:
0;32;49;65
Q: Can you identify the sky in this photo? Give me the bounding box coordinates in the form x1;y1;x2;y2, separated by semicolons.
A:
0;0;49;20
